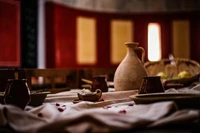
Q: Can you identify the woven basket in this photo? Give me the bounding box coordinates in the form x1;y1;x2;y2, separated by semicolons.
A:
144;58;200;87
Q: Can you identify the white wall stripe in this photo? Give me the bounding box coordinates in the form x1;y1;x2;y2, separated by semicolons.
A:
37;0;46;68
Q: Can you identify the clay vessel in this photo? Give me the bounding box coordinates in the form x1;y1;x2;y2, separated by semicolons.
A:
114;42;148;91
91;75;108;92
4;79;31;110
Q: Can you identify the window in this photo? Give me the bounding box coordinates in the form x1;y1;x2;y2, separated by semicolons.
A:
148;23;161;61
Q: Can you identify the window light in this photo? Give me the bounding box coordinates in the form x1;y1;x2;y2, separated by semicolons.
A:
148;23;161;61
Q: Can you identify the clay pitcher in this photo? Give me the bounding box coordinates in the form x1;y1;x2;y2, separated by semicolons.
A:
114;42;148;91
4;79;31;110
91;75;108;92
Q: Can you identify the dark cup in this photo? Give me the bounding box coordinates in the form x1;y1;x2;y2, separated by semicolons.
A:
139;76;165;94
4;79;31;110
91;75;108;92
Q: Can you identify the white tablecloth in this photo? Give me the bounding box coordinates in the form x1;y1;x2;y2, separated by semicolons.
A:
0;86;200;133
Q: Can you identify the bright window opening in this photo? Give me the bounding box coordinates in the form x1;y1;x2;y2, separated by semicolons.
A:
148;23;161;61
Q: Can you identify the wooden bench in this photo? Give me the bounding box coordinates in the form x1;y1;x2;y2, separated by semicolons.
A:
25;68;78;93
0;68;116;93
0;68;26;92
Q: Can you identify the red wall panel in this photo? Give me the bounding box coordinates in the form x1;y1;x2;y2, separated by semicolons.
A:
190;19;200;63
45;3;77;68
96;16;111;68
0;0;20;67
54;4;77;68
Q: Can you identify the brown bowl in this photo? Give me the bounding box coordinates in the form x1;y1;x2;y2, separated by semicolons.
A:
29;91;50;106
77;89;102;102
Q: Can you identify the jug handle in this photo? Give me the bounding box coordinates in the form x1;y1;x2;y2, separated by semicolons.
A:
135;47;145;63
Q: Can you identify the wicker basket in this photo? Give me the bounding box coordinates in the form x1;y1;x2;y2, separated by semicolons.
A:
144;58;200;87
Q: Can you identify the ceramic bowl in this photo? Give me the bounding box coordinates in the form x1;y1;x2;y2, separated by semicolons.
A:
77;89;102;102
29;91;50;106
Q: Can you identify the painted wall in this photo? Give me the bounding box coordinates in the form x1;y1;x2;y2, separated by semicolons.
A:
0;0;200;68
45;2;200;68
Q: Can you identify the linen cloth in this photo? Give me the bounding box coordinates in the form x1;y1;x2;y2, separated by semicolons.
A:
0;86;200;133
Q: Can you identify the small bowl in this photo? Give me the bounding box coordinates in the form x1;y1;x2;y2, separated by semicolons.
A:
29;91;50;106
77;89;102;102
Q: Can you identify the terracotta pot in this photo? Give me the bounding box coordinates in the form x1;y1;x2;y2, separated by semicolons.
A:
114;42;148;91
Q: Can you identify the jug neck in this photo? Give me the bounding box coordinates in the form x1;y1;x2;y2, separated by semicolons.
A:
125;42;139;55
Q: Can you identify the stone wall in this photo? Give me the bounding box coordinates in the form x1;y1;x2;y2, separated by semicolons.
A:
47;0;200;12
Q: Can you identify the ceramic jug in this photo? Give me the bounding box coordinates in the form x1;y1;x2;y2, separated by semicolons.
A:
114;42;148;91
4;70;30;110
91;75;108;92
4;79;31;110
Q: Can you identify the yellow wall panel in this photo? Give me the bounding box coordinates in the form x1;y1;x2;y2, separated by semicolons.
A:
111;20;133;64
76;17;96;64
172;20;190;58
